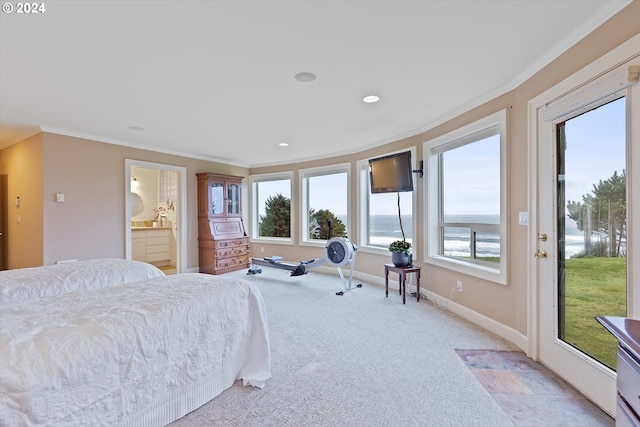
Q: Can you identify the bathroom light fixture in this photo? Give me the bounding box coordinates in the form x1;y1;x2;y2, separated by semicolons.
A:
294;71;317;83
131;176;139;188
278;142;289;147
363;95;380;103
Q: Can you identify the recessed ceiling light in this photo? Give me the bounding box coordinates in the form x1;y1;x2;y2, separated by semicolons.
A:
278;142;289;147
363;95;380;103
128;126;146;131
294;71;317;83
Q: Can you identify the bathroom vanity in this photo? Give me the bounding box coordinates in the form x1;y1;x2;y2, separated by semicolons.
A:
132;227;171;264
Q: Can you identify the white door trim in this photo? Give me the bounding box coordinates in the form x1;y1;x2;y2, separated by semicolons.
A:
124;159;187;273
526;33;640;416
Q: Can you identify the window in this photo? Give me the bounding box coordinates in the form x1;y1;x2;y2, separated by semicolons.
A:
357;150;415;252
425;110;507;283
300;164;350;244
250;172;293;242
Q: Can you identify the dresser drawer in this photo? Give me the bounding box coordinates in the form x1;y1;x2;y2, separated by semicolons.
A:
215;245;250;259
215;255;249;271
147;234;170;246
132;229;171;263
215;238;248;249
618;398;640;427
618;345;640;421
147;251;170;262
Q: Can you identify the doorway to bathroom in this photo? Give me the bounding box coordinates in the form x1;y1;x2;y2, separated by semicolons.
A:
124;159;187;274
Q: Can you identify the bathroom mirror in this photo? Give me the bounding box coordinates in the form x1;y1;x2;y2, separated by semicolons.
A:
130;192;143;216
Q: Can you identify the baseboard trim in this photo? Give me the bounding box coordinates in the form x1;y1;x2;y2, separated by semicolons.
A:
354;269;529;353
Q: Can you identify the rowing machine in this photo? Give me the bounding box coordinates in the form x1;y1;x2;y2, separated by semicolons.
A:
247;237;362;295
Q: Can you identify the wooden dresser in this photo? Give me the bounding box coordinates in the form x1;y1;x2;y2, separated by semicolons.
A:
197;173;250;274
597;316;640;427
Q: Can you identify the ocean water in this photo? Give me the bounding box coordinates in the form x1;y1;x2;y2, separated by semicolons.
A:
365;214;587;258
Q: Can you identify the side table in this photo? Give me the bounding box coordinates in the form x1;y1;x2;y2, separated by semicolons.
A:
384;263;421;304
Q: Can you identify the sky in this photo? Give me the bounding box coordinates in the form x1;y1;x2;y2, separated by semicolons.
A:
563;97;626;205
443;134;500;216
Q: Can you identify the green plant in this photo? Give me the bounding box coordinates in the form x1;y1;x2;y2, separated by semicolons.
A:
308;208;347;240
152;206;166;222
388;240;411;254
259;194;291;238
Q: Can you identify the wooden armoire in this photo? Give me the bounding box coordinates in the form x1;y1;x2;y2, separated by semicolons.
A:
196;173;250;274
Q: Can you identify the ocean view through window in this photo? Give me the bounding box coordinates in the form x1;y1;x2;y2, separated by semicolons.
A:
349;213;588;259
425;109;507;283
357;153;415;251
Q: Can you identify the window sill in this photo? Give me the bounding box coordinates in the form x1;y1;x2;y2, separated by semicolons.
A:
250;237;293;245
425;255;506;285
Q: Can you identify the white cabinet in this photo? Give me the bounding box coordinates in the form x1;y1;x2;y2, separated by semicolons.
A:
132;229;171;263
132;233;146;261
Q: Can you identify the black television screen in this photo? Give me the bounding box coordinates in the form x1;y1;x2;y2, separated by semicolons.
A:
369;151;414;193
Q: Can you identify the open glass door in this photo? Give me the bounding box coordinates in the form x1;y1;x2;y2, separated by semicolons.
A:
555;99;627;371
535;58;639;415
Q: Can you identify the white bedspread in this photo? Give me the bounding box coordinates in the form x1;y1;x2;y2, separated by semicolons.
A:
0;273;271;426
0;259;165;305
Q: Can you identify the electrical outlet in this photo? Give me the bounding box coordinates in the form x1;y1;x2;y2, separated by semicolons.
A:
261;246;264;253
456;280;463;292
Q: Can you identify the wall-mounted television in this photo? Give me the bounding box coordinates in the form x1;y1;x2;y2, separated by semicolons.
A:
369;151;414;193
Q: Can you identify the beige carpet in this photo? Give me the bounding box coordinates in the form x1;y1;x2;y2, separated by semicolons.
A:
166;267;529;426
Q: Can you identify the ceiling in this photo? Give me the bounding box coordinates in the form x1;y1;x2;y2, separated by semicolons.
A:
0;1;629;167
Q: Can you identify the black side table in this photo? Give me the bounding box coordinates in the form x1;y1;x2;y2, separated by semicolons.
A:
384;264;421;304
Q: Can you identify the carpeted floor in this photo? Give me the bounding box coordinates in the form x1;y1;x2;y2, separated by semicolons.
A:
168;268;612;426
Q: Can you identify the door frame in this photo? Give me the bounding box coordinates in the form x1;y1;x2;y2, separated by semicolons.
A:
527;34;640;416
124;159;187;273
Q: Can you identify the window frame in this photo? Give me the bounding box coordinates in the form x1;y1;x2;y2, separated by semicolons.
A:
424;109;508;284
249;171;294;245
299;163;351;247
356;147;417;255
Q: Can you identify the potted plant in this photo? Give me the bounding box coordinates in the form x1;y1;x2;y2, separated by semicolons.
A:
389;239;411;267
152;206;166;227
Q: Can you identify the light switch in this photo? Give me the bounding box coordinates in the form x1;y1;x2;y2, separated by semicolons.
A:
518;211;529;226
56;193;64;202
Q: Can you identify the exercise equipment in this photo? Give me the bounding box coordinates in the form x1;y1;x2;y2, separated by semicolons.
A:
247;236;362;296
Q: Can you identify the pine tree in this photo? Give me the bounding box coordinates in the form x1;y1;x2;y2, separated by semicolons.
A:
308;208;347;239
567;170;626;257
259;194;291;237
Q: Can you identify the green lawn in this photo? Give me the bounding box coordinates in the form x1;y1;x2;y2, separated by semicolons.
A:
562;257;626;369
451;254;624;368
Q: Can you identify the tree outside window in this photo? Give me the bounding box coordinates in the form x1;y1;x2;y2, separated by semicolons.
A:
252;176;292;240
260;194;291;237
301;166;349;242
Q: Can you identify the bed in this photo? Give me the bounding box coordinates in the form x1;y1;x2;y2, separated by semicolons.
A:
0;258;165;305
0;269;271;426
